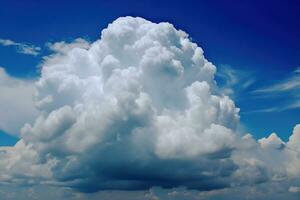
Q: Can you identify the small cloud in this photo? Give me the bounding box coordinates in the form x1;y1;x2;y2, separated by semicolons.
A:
0;39;14;46
288;186;300;193
17;45;41;56
45;38;90;54
0;38;41;56
259;132;285;149
294;67;300;74
144;189;160;200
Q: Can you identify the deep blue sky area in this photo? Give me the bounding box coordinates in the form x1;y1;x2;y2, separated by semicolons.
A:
0;130;17;146
0;0;299;142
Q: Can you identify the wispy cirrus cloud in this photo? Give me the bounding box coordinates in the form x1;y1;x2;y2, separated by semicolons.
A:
0;38;41;56
254;68;300;94
216;65;255;99
251;67;300;112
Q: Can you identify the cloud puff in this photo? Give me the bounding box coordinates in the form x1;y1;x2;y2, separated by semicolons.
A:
0;68;38;136
46;38;90;54
289;186;300;193
0;39;41;56
0;16;300;194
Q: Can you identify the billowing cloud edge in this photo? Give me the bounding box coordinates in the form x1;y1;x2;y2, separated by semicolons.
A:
0;68;38;136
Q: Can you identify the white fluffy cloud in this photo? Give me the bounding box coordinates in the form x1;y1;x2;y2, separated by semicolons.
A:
0;68;38;136
0;16;300;193
46;38;90;54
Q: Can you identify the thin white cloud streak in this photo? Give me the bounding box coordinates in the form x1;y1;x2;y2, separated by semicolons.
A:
216;65;255;98
250;67;300;112
254;68;300;94
254;77;300;93
245;103;300;114
0;38;41;56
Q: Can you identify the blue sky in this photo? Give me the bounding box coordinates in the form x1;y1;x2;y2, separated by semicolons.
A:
1;0;299;143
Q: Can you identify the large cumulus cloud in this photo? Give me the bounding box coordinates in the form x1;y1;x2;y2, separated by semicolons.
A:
0;17;300;193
